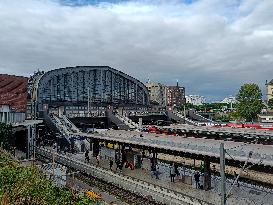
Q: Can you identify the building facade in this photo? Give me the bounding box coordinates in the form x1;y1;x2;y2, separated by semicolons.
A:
266;79;273;102
186;95;206;106
166;82;185;107
145;81;167;106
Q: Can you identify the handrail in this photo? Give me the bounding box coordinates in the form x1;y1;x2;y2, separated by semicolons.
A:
115;113;138;129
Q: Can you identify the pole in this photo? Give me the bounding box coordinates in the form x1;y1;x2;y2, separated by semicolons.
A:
32;141;35;167
220;143;226;205
72;172;75;197
88;87;90;117
52;148;55;180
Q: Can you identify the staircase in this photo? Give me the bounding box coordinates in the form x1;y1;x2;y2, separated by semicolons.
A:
43;113;61;135
44;113;88;152
62;115;80;133
107;112;131;130
166;110;198;126
188;109;215;124
115;113;139;129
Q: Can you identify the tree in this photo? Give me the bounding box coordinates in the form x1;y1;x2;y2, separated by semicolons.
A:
0;123;13;151
236;83;263;122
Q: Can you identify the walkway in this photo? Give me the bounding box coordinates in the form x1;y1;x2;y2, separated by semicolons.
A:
69;147;273;205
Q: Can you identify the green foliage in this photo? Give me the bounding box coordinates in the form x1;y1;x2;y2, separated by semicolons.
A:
182;102;235;113
228;111;241;120
214;114;230;122
0;152;97;205
236;83;263;122
213;111;240;122
0;123;13;151
76;196;97;205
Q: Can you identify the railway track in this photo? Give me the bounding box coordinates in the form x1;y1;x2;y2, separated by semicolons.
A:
37;155;164;205
74;170;164;205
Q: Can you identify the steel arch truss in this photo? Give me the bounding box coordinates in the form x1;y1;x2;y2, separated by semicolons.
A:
37;66;149;110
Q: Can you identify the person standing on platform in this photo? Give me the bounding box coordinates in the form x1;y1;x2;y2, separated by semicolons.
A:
96;154;100;166
109;159;114;170
170;163;176;182
85;150;90;163
194;171;200;189
174;163;180;178
155;164;160;180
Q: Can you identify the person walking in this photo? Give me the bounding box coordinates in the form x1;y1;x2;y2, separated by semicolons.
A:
85;150;90;163
194;171;200;189
109;159;114;170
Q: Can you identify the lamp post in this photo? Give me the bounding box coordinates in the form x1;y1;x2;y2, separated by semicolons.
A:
87;87;90;117
220;143;226;205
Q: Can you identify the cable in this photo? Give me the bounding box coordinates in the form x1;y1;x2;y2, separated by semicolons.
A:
226;151;253;198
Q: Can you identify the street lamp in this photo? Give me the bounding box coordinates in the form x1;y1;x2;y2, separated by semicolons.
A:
87;87;90;117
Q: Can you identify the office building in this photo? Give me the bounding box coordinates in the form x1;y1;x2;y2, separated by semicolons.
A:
166;82;185;107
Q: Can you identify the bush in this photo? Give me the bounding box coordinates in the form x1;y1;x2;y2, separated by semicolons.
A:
0;152;97;205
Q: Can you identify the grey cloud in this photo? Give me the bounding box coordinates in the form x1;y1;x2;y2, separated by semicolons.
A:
0;0;272;101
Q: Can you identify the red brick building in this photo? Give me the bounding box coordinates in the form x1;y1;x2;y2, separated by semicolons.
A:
166;82;185;107
0;74;28;112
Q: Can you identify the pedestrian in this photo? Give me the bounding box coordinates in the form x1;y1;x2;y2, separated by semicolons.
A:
170;163;176;182
174;163;180;178
150;163;156;178
194;171;200;189
109;159;114;170
117;161;123;173
154;164;160;180
85;150;90;163
96;154;100;166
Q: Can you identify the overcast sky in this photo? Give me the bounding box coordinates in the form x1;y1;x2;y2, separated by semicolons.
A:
0;0;273;101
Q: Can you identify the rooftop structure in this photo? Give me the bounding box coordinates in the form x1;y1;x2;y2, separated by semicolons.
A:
28;66;150;118
76;129;273;167
0;74;28;112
